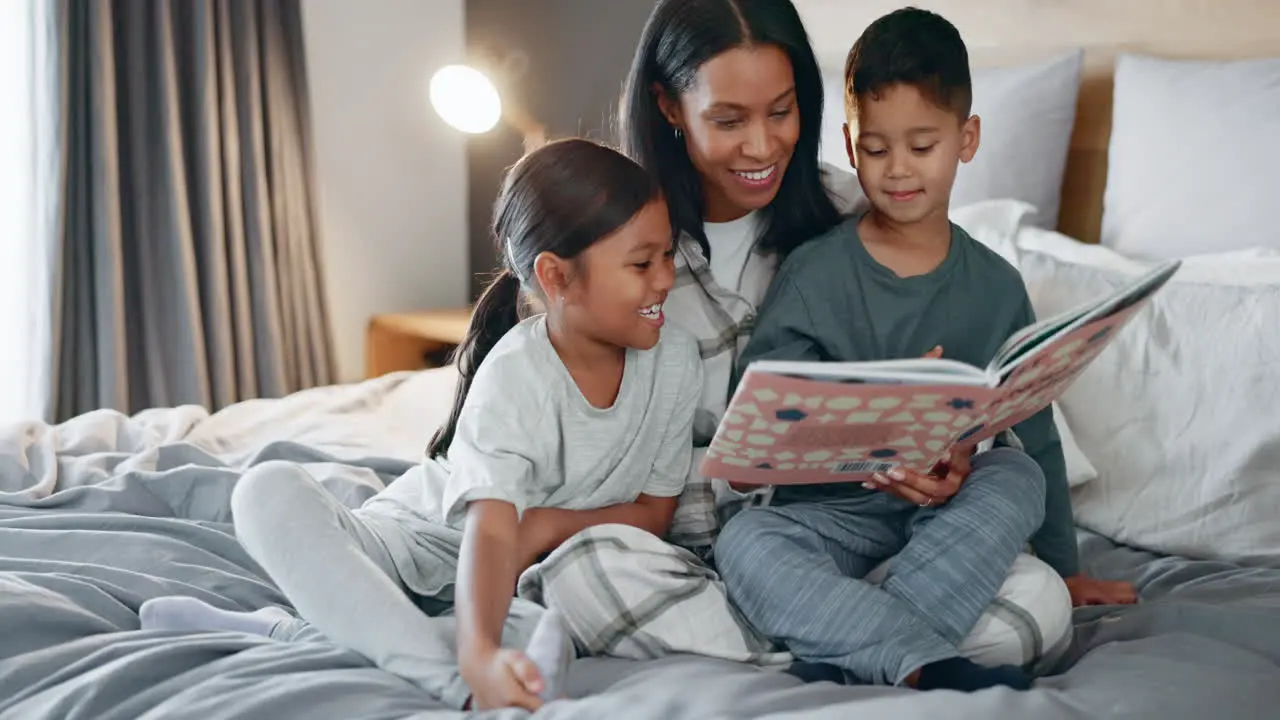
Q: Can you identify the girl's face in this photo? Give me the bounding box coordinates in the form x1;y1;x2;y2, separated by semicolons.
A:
659;45;801;223
542;199;676;353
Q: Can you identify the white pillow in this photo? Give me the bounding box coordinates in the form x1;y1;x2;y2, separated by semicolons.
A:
1101;53;1280;259
1052;403;1098;489
821;50;1084;228
949;198;1027;268
949;200;1099;488
1017;231;1280;566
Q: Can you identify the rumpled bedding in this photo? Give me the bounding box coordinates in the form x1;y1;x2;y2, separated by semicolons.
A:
2;368;1278;719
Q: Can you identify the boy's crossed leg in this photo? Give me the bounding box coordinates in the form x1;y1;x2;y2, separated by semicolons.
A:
715;447;1047;691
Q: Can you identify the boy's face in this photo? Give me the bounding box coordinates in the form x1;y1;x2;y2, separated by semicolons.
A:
843;83;979;225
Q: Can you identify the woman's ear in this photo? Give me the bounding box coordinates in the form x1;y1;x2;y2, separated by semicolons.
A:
653;82;683;132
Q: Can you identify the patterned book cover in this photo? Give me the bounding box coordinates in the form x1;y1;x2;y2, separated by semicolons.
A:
700;297;1152;486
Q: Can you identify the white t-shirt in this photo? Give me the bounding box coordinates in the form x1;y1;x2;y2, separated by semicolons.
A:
701;164;865;301
689;165;866;509
704;211;763;304
695;164;867;418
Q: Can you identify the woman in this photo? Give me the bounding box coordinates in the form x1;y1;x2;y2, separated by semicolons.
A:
619;0;863;548
556;0;1077;676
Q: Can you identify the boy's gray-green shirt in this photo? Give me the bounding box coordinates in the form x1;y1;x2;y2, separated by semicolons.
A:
735;214;1079;578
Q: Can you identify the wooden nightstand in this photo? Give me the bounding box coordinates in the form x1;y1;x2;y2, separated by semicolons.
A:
365;307;473;378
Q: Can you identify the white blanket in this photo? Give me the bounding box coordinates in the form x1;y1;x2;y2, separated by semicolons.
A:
0;368;460;501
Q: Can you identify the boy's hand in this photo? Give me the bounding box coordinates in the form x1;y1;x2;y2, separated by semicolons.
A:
461;646;545;711
1065;575;1138;606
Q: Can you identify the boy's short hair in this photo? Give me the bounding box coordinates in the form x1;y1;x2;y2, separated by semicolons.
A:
843;7;972;120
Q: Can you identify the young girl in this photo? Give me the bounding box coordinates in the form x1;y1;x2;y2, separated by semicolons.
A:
139;138;703;712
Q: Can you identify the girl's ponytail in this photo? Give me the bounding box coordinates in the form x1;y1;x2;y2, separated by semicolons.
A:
426;269;522;458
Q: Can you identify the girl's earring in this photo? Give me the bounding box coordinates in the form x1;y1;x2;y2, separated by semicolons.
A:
674;127;684;141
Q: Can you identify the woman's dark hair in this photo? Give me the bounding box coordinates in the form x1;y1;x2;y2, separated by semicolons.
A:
427;138;661;458
618;0;841;259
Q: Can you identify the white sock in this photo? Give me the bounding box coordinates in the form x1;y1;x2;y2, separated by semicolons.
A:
139;596;292;636
523;608;575;702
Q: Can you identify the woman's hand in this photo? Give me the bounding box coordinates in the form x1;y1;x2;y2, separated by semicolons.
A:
865;343;971;507
461;646;545;711
1065;575;1138;607
868;445;972;507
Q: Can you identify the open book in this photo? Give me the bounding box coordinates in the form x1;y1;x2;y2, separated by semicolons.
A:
700;259;1181;485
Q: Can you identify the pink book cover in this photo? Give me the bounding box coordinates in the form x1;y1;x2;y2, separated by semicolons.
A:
699;299;1148;486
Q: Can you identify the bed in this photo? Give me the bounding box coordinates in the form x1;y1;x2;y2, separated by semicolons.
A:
5;0;1280;717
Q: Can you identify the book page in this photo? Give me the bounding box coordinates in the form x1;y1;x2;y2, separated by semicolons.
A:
750;357;989;384
987;305;1087;374
992;259;1180;377
700;371;1003;485
960;299;1146;447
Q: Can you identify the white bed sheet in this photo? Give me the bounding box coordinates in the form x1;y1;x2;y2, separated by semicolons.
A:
0;367;459;501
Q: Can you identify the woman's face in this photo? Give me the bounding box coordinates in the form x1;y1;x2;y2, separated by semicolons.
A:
660;44;801;223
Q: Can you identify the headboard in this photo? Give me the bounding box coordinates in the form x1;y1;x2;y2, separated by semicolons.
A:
794;0;1280;244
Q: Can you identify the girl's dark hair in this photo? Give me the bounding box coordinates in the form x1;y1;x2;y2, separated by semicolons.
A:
427;138;661;458
618;0;841;260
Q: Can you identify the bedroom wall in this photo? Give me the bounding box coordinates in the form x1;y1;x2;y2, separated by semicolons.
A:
464;0;656;297
302;0;469;384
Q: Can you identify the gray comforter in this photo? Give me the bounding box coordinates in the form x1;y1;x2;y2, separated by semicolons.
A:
2;382;1278;719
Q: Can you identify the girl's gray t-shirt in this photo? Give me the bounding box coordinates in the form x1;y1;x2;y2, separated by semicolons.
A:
360;314;703;596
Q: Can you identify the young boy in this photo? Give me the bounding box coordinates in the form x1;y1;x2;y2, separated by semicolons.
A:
712;7;1135;692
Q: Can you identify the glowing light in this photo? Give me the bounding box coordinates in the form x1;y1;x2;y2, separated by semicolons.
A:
429;65;501;134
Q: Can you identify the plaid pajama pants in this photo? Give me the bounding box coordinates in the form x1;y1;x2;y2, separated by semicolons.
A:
517;523;792;665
